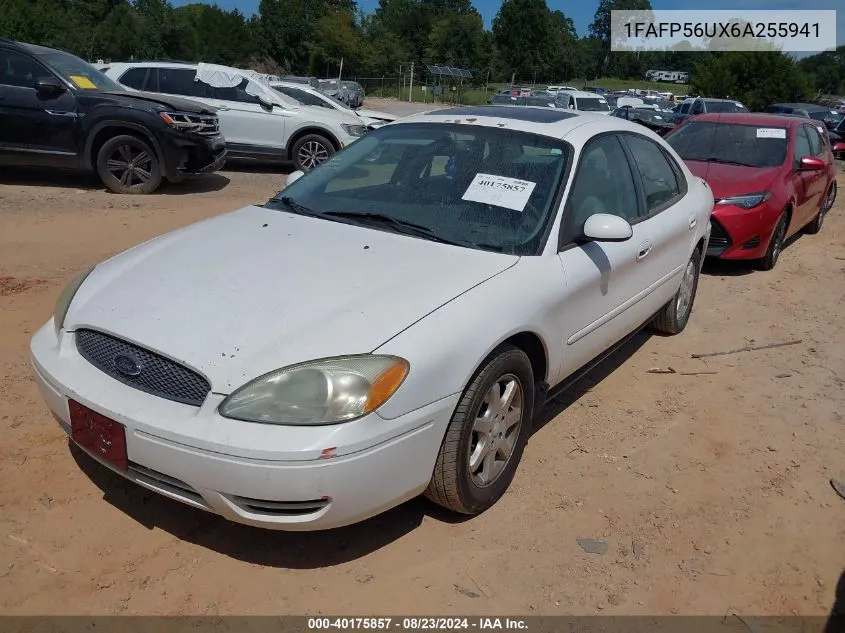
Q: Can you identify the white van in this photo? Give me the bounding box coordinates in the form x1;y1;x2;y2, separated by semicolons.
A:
557;90;611;114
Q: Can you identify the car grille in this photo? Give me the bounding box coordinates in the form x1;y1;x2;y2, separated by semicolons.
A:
741;235;761;250
230;495;331;516
193;115;220;137
75;329;211;407
167;112;220;136
707;219;732;256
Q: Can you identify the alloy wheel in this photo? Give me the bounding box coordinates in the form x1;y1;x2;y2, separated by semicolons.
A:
468;374;524;488
106;143;153;189
298;141;330;170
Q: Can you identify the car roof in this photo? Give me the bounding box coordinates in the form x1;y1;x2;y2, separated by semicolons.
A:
685;113;801;127
106;61;198;69
393;106;662;141
558;90;603;98
770;102;830;112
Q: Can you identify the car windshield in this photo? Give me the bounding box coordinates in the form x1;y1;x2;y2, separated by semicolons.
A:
267;123;570;255
705;100;748;113
631;109;671;125
33;49;124;92
666;121;787;168
576;97;609;112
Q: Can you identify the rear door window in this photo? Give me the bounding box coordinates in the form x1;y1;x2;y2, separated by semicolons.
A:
151;68;208;98
118;67;148;90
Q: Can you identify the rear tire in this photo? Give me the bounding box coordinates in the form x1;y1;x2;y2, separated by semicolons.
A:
805;181;836;235
425;344;535;516
96;134;162;194
292;134;335;172
650;247;701;335
758;210;788;271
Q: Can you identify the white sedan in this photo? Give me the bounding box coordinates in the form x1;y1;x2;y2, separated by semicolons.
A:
31;106;713;531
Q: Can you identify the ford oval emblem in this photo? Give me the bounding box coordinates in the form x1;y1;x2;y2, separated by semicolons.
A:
113;353;142;377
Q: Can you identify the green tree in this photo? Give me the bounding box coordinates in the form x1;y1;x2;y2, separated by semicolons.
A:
690;51;809;110
492;0;557;82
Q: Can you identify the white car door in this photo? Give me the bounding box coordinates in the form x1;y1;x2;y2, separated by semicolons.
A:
618;132;696;312
553;134;661;381
202;79;288;152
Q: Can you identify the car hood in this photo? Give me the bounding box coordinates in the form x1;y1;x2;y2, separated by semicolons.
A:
65;206;518;393
356;108;399;122
99;90;217;115
683;160;783;200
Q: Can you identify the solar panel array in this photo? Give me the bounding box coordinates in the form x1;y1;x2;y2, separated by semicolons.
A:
424;64;473;79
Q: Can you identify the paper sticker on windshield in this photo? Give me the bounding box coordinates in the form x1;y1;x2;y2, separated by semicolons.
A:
69;75;97;89
462;174;536;212
757;128;786;139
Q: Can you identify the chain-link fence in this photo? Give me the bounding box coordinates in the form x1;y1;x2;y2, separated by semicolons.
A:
351;76;493;105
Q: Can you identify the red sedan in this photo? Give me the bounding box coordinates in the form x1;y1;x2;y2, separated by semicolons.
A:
665;113;837;270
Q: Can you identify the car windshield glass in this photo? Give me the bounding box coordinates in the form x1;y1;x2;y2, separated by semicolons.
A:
705;100;748;113
576;97;609;111
35;49;124;92
666;121;787;168
631;109;670;124
267;123;570;255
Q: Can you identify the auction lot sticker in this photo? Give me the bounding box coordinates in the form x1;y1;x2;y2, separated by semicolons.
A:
462;173;537;212
756;128;786;139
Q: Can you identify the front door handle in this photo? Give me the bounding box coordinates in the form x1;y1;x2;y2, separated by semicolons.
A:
637;241;653;260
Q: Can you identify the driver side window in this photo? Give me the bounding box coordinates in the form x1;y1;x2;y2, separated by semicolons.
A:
793;126;812;166
559;135;639;249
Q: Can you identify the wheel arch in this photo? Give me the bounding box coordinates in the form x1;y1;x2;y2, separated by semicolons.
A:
286;126;342;160
86;121;165;171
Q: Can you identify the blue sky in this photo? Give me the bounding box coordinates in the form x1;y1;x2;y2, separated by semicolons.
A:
174;0;843;45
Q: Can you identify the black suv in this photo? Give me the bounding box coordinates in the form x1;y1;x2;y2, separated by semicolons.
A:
0;39;226;194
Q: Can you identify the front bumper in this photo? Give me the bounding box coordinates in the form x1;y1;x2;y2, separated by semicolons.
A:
30;323;456;531
706;204;781;260
157;130;227;181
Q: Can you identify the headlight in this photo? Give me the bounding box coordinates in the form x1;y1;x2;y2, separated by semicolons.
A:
341;123;368;138
218;355;409;425
160;111;207;133
54;267;94;336
715;191;770;210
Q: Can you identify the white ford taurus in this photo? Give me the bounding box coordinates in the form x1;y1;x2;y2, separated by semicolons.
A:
31;106;712;531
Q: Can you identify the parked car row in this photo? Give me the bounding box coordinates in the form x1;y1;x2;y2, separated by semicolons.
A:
0;38;394;194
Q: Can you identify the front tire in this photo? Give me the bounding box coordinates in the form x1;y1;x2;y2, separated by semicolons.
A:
805;181;836;235
650;247;701;335
425;344;535;515
292;134;335;171
96;135;162;194
758;210;788;271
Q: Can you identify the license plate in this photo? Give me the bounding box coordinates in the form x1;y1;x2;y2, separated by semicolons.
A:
69;400;128;471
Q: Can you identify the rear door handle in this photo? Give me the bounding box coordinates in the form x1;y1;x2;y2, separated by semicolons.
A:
637;241;653;260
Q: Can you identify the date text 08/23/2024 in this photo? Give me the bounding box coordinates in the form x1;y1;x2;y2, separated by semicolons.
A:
307;618;529;630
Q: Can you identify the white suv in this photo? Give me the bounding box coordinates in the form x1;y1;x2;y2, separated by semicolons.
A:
100;62;369;171
269;81;398;130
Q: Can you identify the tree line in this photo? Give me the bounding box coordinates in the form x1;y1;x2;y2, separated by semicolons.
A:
1;0;843;107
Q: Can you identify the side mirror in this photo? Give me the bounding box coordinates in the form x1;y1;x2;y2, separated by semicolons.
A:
798;156;825;171
35;76;66;96
582;213;634;242
257;94;275;110
286;170;305;186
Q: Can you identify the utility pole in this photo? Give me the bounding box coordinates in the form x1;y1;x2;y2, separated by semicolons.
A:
408;61;414;102
510;71;515;88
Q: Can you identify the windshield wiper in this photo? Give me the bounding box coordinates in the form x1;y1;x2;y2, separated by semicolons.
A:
320;211;467;246
702;158;757;167
273;195;322;217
